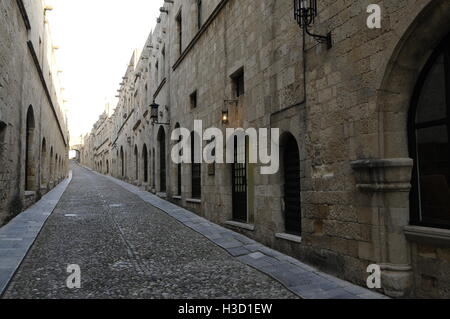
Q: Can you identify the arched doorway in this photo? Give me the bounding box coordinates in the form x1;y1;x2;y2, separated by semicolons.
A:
134;145;139;181
409;34;450;229
158;127;166;192
281;133;301;235
49;147;54;182
41;138;47;186
25;106;36;191
142;144;149;183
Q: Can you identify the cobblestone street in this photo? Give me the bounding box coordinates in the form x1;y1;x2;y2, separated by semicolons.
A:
2;164;297;299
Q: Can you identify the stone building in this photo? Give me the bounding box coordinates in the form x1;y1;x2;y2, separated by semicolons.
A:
80;0;450;298
0;0;69;225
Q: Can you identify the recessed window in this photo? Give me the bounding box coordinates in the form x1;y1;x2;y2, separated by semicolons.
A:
231;68;245;98
190;90;198;109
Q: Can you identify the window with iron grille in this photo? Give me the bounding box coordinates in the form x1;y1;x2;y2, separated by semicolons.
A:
231;68;245;98
191;132;201;199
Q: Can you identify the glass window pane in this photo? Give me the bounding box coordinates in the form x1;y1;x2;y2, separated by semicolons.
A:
416;54;447;124
416;125;450;225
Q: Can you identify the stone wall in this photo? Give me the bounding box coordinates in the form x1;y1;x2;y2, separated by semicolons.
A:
81;0;450;298
0;0;69;225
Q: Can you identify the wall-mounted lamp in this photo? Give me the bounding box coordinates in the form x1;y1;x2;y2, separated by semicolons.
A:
150;100;170;126
294;0;332;49
221;110;229;125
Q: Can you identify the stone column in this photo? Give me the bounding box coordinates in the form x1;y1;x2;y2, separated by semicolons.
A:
351;158;414;297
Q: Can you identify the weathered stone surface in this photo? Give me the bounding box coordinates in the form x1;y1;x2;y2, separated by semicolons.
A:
0;0;69;226
77;0;450;298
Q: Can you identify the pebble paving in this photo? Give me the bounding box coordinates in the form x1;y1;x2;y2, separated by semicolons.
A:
2;164;297;299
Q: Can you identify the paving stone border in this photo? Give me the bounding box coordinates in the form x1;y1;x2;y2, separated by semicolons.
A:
94;168;388;299
0;173;73;296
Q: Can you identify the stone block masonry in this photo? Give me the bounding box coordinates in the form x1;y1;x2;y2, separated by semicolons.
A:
80;0;450;299
0;0;70;226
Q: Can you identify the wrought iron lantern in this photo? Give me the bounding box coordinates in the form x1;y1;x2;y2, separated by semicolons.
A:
294;0;332;49
150;100;159;122
150;100;170;126
221;110;229;125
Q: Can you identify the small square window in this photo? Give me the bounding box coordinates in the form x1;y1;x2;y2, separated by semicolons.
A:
190;91;198;109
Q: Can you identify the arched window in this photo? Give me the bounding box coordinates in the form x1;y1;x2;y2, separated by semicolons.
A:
134;145;139;181
158;127;166;192
409;36;450;229
25;106;36;191
281;133;302;235
142;144;149;183
191;131;201;199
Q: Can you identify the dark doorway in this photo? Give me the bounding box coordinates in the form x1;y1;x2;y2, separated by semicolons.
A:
283;134;302;235
25;106;36;191
232;136;247;222
41;138;47;185
158;127;166;192
120;146;124;178
143;144;149;183
134;145;139;180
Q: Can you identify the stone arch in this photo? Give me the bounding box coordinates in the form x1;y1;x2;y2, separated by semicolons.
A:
377;0;450;158
25;106;36;191
353;1;450;298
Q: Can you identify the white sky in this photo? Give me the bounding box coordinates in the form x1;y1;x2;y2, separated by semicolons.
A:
46;0;163;144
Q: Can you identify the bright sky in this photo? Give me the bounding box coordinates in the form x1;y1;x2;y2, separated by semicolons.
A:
46;0;163;144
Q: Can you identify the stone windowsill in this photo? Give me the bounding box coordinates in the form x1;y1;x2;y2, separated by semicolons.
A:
24;191;36;197
404;225;450;247
275;233;302;244
225;220;255;231
186;198;201;204
157;192;167;198
172;196;182;200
